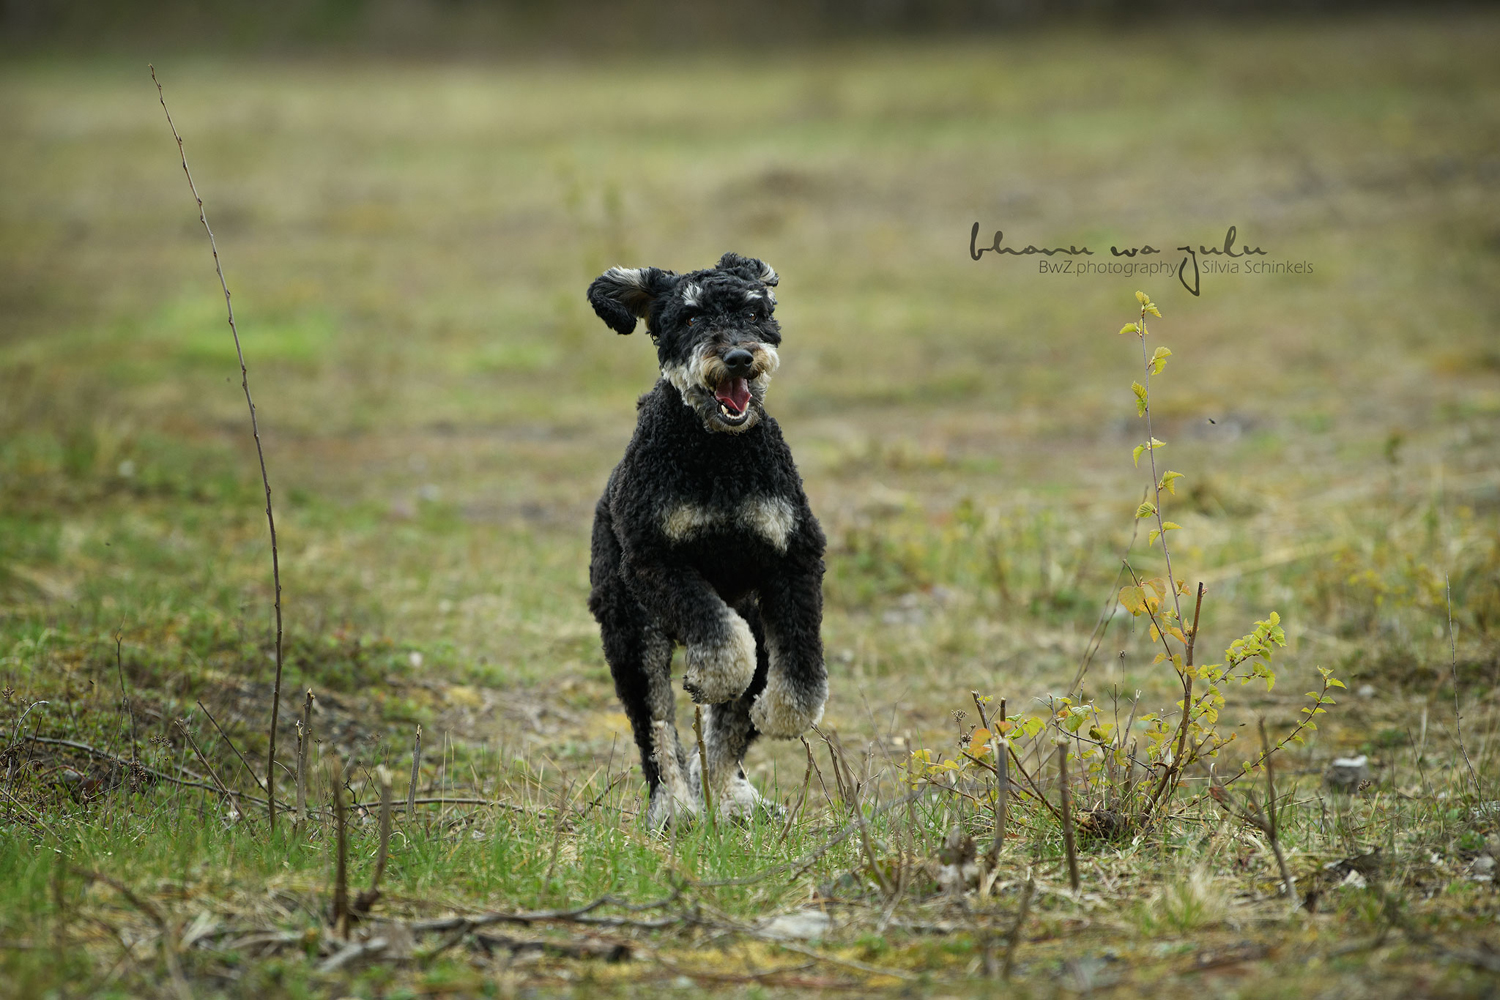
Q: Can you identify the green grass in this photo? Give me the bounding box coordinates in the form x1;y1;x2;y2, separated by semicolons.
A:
2;11;1500;997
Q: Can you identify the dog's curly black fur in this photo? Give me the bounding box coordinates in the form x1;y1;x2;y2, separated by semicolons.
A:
586;252;827;826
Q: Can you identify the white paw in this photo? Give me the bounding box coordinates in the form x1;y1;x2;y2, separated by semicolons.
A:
648;720;698;829
647;782;700;828
688;754;782;822
751;671;827;739
683;610;756;705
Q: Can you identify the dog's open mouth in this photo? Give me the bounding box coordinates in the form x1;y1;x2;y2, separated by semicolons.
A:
713;377;752;424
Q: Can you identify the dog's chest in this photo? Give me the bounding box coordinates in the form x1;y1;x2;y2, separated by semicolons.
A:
659;495;797;553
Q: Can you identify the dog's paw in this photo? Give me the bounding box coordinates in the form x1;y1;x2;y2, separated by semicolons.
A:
688;755;783;823
751;671;827;738
683;610;756;704
648;720;699;829
647;782;700;829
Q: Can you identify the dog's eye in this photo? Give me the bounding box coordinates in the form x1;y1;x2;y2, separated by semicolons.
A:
687;314;698;326
746;309;759;322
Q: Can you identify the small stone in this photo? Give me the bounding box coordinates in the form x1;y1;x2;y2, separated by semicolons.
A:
759;910;832;941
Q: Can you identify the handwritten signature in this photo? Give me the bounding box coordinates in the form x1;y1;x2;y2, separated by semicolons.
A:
970;222;1267;296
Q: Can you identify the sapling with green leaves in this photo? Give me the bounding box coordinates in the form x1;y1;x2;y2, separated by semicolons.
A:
903;291;1345;846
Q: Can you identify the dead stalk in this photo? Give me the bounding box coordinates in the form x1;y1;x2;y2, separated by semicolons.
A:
176;720;236;815
694;705;714;826
407;724;422;820
330;756;350;938
1259;719;1297;904
989;737;1009;865
1057;741;1080;893
195;700;267;795
779;737;815;844
355;766;394;915
152;66;285;831
294;689;313;828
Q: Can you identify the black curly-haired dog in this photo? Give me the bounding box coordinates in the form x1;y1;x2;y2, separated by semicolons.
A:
586;252;827;826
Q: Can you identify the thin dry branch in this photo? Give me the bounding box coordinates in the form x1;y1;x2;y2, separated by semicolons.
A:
354;766;394;916
407;724;422;818
330;756;350;938
1057;742;1080;893
152;64;286;831
195;700;266;795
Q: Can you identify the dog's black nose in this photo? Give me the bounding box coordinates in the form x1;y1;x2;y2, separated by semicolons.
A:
723;348;755;374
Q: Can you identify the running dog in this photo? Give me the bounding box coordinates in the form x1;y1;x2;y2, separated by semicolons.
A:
586;252;827;826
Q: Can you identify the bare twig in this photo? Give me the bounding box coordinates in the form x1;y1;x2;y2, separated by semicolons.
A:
25;734;262;805
195;700;266;795
294;689;313;827
407;724;422;819
318;937;386;973
1057;742;1080;892
330;756;349;938
1067;506;1145;698
410;893;682;934
779;737;815;845
1259;719;1296;903
988;737;1009;865
175;720;238;817
354;766;393;916
694;705;714;825
1007;745;1065;824
153;65;285;831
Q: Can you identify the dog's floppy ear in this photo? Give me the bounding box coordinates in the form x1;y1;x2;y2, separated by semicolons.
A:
715;252;778;287
587;266;677;336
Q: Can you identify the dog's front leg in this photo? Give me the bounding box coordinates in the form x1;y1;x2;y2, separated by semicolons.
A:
623;560;757;705
751;562;827;739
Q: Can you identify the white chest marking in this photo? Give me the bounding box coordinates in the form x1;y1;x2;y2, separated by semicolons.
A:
661;497;797;552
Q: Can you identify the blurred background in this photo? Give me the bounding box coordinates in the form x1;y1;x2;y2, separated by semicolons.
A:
1;2;1497;773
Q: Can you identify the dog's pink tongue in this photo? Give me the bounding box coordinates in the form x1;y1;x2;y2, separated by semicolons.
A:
715;377;751;413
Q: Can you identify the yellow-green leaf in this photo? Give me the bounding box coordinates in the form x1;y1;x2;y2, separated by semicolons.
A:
1159;471;1184;495
1119;322;1139;335
1136;501;1156;519
1133;444;1147;467
1119;586;1147;615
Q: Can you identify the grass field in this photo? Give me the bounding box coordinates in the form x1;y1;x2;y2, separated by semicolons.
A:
3;12;1500;997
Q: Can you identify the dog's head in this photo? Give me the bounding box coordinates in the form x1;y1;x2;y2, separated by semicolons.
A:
588;252;782;434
